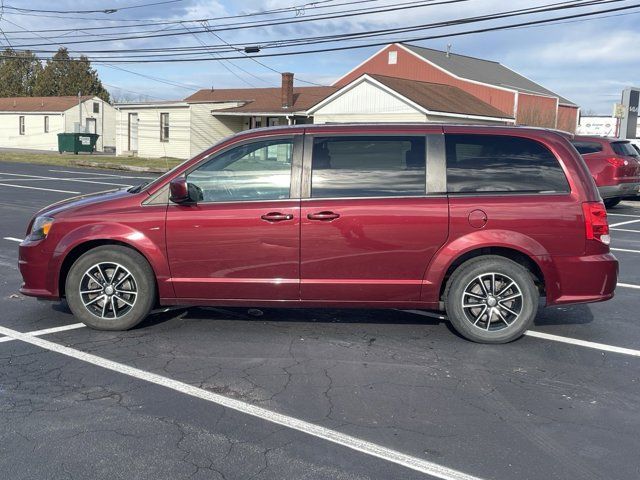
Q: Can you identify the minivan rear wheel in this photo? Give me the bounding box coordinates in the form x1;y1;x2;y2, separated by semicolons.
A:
65;245;156;330
444;256;539;344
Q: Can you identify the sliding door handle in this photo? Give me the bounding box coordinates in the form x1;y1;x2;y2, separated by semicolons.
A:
307;211;340;221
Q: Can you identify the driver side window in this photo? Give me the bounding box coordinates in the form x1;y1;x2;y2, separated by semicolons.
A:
186;138;294;202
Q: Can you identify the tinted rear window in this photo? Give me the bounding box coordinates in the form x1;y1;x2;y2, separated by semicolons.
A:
446;134;570;194
571;141;603;155
310;136;426;198
611;141;640;158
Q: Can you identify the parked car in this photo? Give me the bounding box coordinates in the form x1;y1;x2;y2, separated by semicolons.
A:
570;136;640;208
18;125;618;343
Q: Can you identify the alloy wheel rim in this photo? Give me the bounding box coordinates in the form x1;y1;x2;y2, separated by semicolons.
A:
461;272;523;332
79;262;137;319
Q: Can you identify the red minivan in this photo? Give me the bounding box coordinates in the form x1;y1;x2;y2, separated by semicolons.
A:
18;125;618;343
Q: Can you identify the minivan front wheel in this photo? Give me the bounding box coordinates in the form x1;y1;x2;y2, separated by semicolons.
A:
65;245;156;330
445;256;539;343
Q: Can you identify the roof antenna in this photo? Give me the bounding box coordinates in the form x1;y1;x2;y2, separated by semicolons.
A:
446;44;452;58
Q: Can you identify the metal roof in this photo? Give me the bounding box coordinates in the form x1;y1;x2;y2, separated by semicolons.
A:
402;44;577;106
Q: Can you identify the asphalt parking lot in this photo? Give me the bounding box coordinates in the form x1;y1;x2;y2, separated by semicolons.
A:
0;161;639;480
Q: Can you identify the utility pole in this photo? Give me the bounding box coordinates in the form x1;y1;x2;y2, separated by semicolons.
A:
78;91;82;132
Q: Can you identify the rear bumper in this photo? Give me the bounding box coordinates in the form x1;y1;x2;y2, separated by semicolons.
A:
18;239;59;300
546;253;618;306
598;182;640;199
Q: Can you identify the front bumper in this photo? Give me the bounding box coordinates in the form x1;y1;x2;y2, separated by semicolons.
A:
18;239;59;300
547;253;618;306
598;182;640;199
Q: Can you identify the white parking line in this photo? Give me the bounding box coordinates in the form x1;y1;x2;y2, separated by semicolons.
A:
50;169;153;180
0;324;483;480
4;237;22;243
0;172;131;187
611;247;640;254
0;182;80;194
609;219;640;228
0;323;85;343
608;213;640;218
618;282;640;290
524;331;640;357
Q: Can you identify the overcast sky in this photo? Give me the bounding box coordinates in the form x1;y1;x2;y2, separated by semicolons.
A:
2;0;638;112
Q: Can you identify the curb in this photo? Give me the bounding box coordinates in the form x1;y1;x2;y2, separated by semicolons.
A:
69;160;170;174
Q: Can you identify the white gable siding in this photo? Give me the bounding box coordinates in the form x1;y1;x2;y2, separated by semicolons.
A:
189;103;244;157
314;79;420;115
116;105;191;159
62;97;115;152
0;113;65;151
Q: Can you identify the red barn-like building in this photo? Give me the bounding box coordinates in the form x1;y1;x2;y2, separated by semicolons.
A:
334;43;579;132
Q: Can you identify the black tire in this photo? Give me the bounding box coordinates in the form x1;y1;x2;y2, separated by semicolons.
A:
444;256;539;344
65;245;156;330
603;198;621;209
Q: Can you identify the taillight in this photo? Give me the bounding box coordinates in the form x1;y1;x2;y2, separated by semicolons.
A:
582;202;610;245
606;157;628;167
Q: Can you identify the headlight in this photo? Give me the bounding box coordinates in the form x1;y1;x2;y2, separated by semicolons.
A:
28;216;54;241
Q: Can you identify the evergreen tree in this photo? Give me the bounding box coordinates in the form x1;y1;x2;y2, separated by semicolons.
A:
0;48;42;97
33;48;110;102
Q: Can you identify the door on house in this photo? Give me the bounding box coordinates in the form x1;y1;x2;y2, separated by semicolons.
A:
128;113;139;152
85;117;97;134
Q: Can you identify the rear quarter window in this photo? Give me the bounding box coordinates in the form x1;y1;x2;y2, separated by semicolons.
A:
571;141;603;155
446;134;570;194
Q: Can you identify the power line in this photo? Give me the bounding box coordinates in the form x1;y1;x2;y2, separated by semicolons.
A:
4;0;629;59
181;23;260;88
200;20;328;87
1;1;633;63
1;0;477;48
0;0;381;26
3;0;184;15
0;17;208;95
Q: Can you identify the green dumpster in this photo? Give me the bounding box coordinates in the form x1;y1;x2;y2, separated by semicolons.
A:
57;133;99;154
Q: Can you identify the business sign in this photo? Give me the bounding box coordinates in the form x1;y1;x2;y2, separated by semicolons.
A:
576;116;618;136
620;87;640;139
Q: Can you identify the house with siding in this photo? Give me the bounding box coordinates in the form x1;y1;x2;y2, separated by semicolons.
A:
335;43;580;132
115;73;336;159
0;96;116;152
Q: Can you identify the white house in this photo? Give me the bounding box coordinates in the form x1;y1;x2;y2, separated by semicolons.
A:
114;68;517;160
0;96;115;152
309;74;515;125
114;73;328;160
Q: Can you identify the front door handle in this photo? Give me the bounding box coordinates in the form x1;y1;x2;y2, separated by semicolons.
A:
261;212;294;222
307;211;340;221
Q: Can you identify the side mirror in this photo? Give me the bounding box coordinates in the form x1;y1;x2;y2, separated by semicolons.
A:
169;177;191;204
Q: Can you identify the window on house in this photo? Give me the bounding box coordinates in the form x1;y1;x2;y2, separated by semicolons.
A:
93;102;100;114
44;116;49;133
19;116;25;135
160;113;169;142
388;50;398;65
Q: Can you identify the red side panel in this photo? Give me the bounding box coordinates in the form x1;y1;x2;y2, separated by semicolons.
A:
516;93;558;128
557;105;579;133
